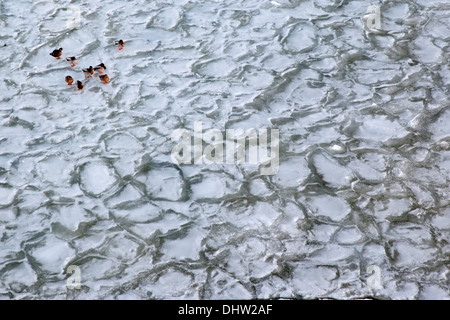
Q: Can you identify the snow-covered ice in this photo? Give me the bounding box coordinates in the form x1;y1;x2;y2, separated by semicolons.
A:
0;0;449;300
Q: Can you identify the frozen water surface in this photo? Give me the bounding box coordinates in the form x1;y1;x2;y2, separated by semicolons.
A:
0;0;449;299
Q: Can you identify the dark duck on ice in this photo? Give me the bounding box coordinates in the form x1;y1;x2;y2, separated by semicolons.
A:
82;66;94;78
94;63;106;74
65;75;74;85
50;48;63;59
115;39;125;50
99;74;109;84
66;57;78;67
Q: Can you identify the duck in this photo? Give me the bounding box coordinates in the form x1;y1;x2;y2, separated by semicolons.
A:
94;63;106;74
66;57;78;67
99;74;109;84
76;80;84;90
82;66;94;78
65;75;74;85
50;48;63;59
115;40;125;50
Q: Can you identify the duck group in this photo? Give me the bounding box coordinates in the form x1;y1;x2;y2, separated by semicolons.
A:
50;39;125;91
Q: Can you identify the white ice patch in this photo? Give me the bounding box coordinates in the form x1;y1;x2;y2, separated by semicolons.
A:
0;261;37;291
354;116;409;144
16;190;48;213
313;247;355;268
128;211;189;240
140;268;196;299
375;198;412;219
430;109;450;140
195;58;236;78
272;157;309;188
251;202;282;228
306;194;351;222
148;8;183;31
79;162;119;197
249;178;272;197
289;86;325;106
51;204;92;232
111;202;160;224
208;269;252;299
389;224;432;244
190;173;241;200
284;25;316;53
308;224;339;243
241;67;274;90
393;241;436;268
0;186;15;207
104;132;143;154
313;153;355;188
278;202;305;235
431;208;450;230
412;36;442;64
36;155;73;186
28;235;75;274
390;282;420;300
419;285;450;300
348;158;386;182
102;234;140;261
335;227;364;245
292;265;338;298
106;184;143;208
162;227;205;260
137;166;184;201
361;243;386;266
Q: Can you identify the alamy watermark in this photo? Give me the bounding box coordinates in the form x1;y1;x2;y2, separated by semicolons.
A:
66;265;81;290
170;122;280;175
366;265;383;290
363;5;381;31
